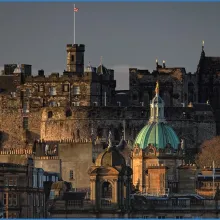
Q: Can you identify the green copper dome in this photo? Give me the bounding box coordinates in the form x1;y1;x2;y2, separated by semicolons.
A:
134;122;180;149
133;81;180;150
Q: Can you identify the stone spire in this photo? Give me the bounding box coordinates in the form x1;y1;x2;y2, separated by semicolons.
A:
201;40;205;58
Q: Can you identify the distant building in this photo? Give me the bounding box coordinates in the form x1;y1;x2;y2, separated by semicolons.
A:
0;156;59;218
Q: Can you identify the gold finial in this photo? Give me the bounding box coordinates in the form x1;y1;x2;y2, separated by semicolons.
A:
202;40;205;47
155;80;159;95
163;60;165;64
156;59;158;63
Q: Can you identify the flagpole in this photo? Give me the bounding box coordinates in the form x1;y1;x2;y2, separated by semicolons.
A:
74;4;76;44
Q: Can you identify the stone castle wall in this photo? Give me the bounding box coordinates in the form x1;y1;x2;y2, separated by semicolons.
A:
0;95;25;148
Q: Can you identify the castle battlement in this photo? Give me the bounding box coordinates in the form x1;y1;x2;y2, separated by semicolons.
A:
0;148;32;155
66;44;85;51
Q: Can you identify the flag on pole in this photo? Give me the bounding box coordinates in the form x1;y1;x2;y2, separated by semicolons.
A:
74;7;79;12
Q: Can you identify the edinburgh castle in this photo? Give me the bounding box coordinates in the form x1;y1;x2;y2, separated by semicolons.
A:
0;42;219;191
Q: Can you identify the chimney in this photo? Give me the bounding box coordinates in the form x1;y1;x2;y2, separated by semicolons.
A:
38;69;45;77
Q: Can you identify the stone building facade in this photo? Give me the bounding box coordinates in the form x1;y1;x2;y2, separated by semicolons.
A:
0;152;60;218
47;137;220;219
0;158;44;218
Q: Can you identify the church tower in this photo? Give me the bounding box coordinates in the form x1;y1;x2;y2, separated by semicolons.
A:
66;44;85;73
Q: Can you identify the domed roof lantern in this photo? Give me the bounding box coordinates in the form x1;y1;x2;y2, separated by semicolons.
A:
133;81;180;150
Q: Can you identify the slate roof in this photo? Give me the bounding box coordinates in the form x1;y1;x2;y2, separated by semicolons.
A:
96;64;109;75
199;56;220;73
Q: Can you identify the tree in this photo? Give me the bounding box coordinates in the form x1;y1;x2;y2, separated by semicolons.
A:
196;136;220;168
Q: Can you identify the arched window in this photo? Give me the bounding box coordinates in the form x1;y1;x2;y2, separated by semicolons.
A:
102;182;112;199
66;109;72;117
143;92;150;106
163;91;171;106
77;129;80;139
48;111;53;119
132;92;138;101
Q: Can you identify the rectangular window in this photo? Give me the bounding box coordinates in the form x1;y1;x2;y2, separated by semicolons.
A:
23;101;29;113
26;88;31;97
33;194;36;206
50;101;57;107
3;193;7;205
23;117;28;130
52;176;55;182
50;87;57;96
8;213;17;219
101;199;111;207
8;194;17;206
68;200;81;207
39;175;41;188
38;85;44;92
5;177;17;186
70;170;74;180
36;194;40;206
72;102;80;106
63;84;69;92
9;177;17;186
4;178;8;186
49;191;55;200
33;174;37;188
73;86;80;95
71;55;74;62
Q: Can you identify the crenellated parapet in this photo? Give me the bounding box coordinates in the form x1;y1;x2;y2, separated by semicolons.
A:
0;148;32;155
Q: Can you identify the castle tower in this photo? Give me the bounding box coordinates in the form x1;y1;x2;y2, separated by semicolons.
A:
66;44;85;73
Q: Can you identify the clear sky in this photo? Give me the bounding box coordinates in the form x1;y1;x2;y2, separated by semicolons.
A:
0;2;220;89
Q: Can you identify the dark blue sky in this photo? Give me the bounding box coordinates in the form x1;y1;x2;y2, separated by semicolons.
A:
0;2;220;89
